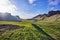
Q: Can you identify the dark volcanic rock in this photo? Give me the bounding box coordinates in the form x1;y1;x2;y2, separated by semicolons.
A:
48;10;60;16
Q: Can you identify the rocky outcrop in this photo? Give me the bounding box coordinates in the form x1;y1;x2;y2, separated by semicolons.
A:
48;10;60;16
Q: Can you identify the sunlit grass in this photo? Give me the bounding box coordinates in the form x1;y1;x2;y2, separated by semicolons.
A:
0;21;60;40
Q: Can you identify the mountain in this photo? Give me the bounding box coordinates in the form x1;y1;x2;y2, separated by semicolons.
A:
0;12;21;21
32;10;60;21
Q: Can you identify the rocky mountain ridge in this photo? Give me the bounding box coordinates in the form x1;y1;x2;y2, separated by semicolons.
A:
32;10;60;21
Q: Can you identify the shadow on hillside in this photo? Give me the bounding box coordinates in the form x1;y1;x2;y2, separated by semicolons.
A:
32;24;56;40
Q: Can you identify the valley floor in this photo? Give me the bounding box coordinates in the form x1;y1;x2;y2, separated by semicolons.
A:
0;21;60;40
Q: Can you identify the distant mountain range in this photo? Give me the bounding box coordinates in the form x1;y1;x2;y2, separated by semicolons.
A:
0;12;21;21
32;10;60;21
0;10;60;22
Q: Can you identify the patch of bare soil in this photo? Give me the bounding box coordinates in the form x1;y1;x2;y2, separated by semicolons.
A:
0;24;24;34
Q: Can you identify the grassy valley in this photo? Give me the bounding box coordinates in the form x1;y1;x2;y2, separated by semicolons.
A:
0;21;60;40
0;10;60;40
0;0;60;40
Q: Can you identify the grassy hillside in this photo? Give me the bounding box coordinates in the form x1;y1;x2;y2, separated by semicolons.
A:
0;21;60;40
33;14;60;22
44;14;60;21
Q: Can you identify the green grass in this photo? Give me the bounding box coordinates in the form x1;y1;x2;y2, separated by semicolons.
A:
36;21;60;40
0;21;60;40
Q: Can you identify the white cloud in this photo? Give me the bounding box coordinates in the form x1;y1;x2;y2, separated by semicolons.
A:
0;0;18;15
19;12;38;19
50;7;58;11
28;0;36;4
49;7;56;11
50;7;55;10
48;0;60;5
0;0;38;19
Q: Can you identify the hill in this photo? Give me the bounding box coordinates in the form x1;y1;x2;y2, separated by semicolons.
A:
0;12;21;21
32;10;60;21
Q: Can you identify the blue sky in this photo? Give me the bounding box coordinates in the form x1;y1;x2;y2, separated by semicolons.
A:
0;0;60;19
